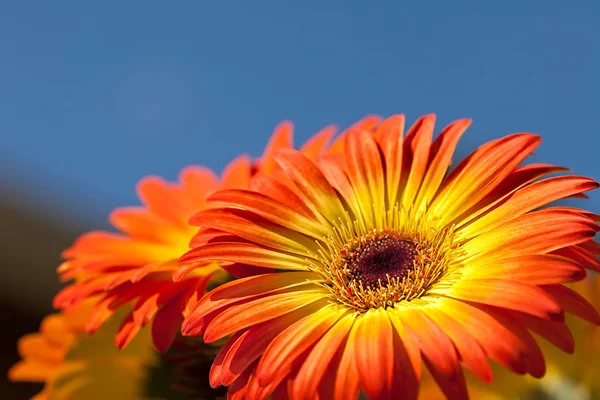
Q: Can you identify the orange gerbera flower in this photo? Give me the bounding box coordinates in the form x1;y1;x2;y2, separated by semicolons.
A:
180;114;600;400
53;121;337;352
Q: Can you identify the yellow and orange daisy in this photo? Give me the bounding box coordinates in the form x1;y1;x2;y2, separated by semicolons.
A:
8;302;158;400
53;121;337;352
180;114;600;400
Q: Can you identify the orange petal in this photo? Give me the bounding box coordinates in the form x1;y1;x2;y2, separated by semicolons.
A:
554;245;600;273
203;292;328;342
189;208;315;255
209;330;245;387
182;272;319;336
544;284;600;325
463;176;599;238
40;314;71;346
386;310;423;381
63;231;179;264
248;173;316;218
206;189;329;239
256;305;346;387
424;305;491;382
435;297;530;375
400;115;435;211
443;279;562;320
318;155;361;219
376;115;405;208
151;293;185;353
260;121;294;175
226;360;255;400
455;163;569;228
291;313;355;400
214;305;319;388
300;125;337;161
477;306;546;378
464;209;598;264
460;254;586;285
328;115;382;154
415;118;470;211
17;335;64;364
8;360;54;382
345;128;385;227
180;242;310;271
580;239;600;256
178;165;219;205
333;323;361;400
432;133;542;223
398;307;468;400
504;311;575;354
274;149;345;225
222;155;252;190
353;309;395;400
115;313;141;349
110;207;186;244
137;176;189;228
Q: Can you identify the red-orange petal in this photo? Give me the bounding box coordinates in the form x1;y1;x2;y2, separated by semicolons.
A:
444;279;562;320
203;292;328;342
180;242;310;271
435;298;530;375
260;121;294;176
415;118;470;210
424;305;492;382
300;125;337;161
400;115;435;210
376;115;405;208
460;254;586;285
206;189;328;239
344;128;386;227
182;272;319;336
274;149;346;225
463;176;599;237
354;309;395;400
399;307;467;400
256;305;346;387
291;313;355;400
432;133;542;222
544;284;600;325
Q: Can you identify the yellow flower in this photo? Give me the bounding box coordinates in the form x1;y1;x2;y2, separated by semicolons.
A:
9;301;158;400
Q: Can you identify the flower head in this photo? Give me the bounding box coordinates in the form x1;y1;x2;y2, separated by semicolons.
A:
53;121;337;352
8;302;158;400
181;114;600;400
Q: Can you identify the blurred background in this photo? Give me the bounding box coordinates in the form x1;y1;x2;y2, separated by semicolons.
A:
1;1;599;398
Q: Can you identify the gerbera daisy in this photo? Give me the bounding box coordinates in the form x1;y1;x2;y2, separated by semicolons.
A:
180;114;600;400
8;301;158;400
53;120;337;352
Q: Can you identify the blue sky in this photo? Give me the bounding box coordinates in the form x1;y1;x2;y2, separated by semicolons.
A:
1;1;599;227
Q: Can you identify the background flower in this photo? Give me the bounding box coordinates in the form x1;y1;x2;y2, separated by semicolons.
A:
8;301;158;400
52;121;336;353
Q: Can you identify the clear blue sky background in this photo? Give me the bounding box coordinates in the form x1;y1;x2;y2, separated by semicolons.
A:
1;1;599;228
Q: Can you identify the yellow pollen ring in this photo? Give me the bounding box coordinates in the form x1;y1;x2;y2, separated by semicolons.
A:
307;207;458;312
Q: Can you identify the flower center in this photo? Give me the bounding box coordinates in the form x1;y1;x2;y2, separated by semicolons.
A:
310;220;457;312
345;238;417;289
